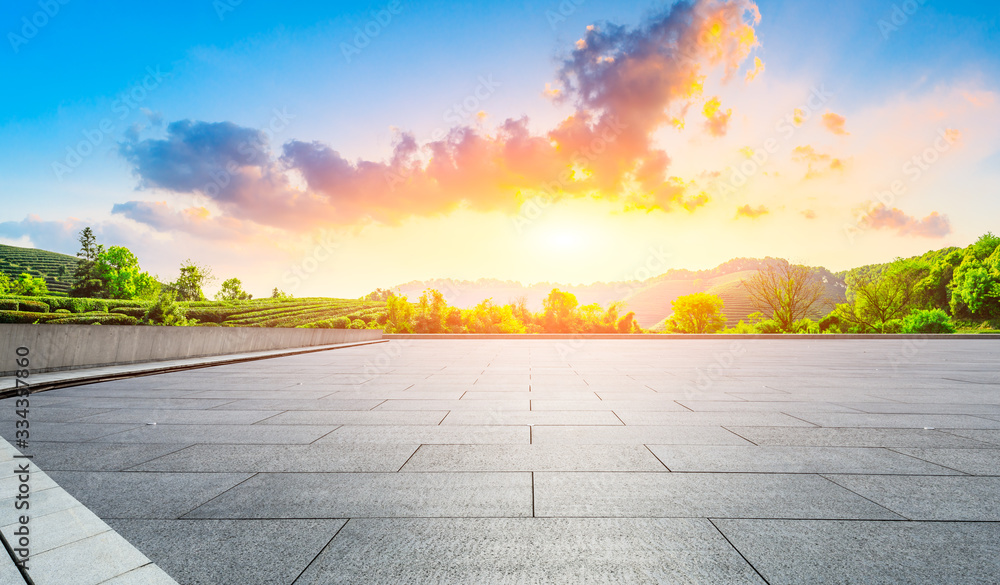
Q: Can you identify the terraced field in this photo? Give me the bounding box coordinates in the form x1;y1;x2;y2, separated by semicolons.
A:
0;244;79;295
0;296;387;328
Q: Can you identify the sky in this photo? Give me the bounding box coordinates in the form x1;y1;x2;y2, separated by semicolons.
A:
1;0;998;298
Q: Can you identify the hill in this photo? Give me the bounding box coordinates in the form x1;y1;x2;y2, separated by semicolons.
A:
0;244;79;295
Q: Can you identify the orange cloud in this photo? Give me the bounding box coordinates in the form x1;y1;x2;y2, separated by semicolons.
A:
792;145;848;179
745;56;765;82
864;205;952;238
735;204;769;219
118;0;763;231
822;111;849;135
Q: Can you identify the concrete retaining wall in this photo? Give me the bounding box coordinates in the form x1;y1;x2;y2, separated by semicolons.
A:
384;333;1000;340
0;324;381;376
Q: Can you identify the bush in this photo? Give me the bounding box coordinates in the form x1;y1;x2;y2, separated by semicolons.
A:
902;309;956;334
110;307;147;318
47;313;139;326
0;311;60;324
754;319;782;334
350;318;366;329
0;298;50;312
332;316;351;329
878;319;904;334
54;308;71;314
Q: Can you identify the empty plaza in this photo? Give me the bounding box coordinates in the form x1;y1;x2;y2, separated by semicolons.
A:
2;338;1000;584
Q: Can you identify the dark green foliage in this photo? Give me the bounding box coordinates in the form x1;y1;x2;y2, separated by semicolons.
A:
0;243;79;295
0;311;62;324
110;307;148;318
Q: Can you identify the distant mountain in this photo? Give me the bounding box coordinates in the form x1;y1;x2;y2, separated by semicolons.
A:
0;244;79;295
392;257;848;328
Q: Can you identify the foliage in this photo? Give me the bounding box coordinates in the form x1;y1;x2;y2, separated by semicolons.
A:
94;246;158;300
216;277;253;301
901;309;956;334
382;293;415;333
11;272;50;296
0;298;50;312
949;235;1000;319
742;260;829;332
0;272;10;295
0;310;62;324
170;259;214;301
271;287;292;300
143;291;190;326
542;289;580;333
364;288;393;301
414;289;449;333
834;259;928;333
71;227;108;297
665;293;726;334
48;313;140;325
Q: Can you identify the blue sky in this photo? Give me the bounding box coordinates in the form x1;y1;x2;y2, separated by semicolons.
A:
1;0;998;296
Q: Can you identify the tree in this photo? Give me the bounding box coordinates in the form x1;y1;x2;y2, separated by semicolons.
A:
171;259;214;301
0;272;11;294
271;287;292;300
71;227;108;297
742;259;828;332
364;288;392;301
616;311;638;333
94;246;158;300
11;273;49;296
216;277;252;301
834;259;928;333
414;289;449;333
666;293;727;333
382;293;414;333
950;233;1000;318
542;289;579;333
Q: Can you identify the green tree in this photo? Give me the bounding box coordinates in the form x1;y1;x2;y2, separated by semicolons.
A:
143;291;190;325
542;289;579;333
171;259;214;301
742;259;828;332
271;287;292;300
950;234;1000;318
834;259;928;333
216;277;253;301
11;273;49;296
665;292;727;333
71;227;108;297
94;246;158;300
0;272;11;294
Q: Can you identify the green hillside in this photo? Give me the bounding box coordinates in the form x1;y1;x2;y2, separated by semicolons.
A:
0;244;79;295
0;295;387;327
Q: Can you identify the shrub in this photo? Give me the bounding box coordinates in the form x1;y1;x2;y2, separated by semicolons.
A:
879;319;904;334
0;298;49;312
331;316;351;329
110;307;147;318
48;313;139;326
55;309;71;314
901;309;956;334
754;319;782;334
0;311;60;324
350;318;365;329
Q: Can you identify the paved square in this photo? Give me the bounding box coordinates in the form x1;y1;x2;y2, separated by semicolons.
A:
2;339;999;584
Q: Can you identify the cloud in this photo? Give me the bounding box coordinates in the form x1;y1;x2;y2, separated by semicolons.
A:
111;201;254;240
735;204;768;219
118;0;763;232
822;111;849;135
702;96;732;136
864;204;952;238
792;145;848;179
0;215;84;254
745;56;765;82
